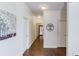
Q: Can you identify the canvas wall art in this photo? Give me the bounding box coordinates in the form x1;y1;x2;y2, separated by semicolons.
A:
0;9;16;40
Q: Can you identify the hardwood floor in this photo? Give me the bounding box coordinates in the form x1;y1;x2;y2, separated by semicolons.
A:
23;36;66;56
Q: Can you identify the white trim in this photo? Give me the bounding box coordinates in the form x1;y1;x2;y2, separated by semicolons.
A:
44;46;58;48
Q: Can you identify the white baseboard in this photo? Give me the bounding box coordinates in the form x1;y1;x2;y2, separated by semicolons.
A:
44;45;58;48
58;45;66;47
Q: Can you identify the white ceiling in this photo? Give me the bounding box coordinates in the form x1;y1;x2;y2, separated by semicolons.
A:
26;2;66;16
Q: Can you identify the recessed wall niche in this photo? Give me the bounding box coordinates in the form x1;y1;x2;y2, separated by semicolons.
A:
0;9;16;40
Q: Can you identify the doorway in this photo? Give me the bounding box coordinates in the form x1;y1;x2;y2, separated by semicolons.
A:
38;25;43;36
38;25;43;40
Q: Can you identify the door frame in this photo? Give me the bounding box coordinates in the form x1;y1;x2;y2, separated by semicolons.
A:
38;25;43;36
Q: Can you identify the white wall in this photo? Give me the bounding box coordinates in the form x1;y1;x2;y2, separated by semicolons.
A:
43;10;61;48
58;7;67;47
22;3;33;50
67;2;79;56
0;2;32;56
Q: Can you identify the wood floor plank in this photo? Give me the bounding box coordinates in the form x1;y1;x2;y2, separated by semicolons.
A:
23;36;66;56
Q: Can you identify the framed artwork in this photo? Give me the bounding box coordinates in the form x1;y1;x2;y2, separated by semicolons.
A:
46;23;54;32
0;9;16;40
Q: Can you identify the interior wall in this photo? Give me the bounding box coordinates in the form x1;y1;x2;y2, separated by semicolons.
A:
58;6;67;47
22;3;33;51
43;10;61;48
67;2;79;56
43;5;67;48
0;2;32;56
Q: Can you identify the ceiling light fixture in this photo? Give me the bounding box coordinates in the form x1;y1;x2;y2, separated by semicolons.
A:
41;6;47;10
41;4;48;10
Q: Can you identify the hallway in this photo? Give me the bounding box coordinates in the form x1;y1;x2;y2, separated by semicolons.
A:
23;36;66;56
